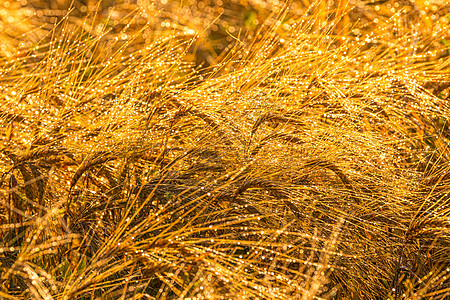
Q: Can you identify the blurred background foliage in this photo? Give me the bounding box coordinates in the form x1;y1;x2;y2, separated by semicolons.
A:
1;0;449;66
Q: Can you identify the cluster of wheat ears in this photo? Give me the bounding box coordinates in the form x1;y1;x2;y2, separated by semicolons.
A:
0;0;450;299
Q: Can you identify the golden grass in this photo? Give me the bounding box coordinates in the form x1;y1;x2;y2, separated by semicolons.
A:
0;0;450;299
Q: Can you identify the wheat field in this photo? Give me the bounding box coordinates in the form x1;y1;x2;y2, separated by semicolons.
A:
0;0;450;299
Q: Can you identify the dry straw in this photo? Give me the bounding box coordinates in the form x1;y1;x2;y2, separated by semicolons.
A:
0;0;450;299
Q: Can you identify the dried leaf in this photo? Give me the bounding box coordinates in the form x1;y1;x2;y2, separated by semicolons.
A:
6;122;13;142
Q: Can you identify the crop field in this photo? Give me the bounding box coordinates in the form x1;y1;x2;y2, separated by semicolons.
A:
0;0;450;299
